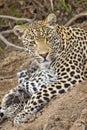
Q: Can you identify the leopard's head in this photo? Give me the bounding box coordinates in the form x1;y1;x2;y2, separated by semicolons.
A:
13;14;61;63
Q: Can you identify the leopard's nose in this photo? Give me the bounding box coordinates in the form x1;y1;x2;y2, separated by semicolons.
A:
39;52;49;59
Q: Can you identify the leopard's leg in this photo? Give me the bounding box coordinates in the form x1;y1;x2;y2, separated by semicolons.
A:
13;80;73;125
0;70;45;123
0;68;37;121
0;85;30;123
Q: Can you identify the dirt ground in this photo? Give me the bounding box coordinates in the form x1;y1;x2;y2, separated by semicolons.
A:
0;0;87;130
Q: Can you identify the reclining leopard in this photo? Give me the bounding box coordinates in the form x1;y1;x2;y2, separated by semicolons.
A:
0;13;87;125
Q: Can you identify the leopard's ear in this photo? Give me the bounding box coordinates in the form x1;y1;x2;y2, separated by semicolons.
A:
13;25;25;39
45;13;57;26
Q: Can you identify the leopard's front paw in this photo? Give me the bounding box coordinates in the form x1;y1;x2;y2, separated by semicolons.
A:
14;111;29;125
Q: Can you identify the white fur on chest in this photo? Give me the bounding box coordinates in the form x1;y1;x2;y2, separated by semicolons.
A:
18;61;57;95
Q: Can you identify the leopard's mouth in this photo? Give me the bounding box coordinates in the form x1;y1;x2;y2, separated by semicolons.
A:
37;57;51;64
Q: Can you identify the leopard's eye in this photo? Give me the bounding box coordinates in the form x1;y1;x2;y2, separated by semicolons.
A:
29;41;36;47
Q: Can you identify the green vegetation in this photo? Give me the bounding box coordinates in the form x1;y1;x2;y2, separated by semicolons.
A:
16;21;24;25
0;47;3;52
60;0;72;12
11;6;20;18
11;6;24;25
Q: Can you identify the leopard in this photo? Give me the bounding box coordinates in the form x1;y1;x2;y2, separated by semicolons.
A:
0;13;87;125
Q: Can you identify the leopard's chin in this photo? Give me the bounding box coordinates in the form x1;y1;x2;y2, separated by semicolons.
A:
38;61;51;69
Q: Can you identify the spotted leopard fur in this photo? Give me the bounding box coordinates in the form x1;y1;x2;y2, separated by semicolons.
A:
0;13;87;125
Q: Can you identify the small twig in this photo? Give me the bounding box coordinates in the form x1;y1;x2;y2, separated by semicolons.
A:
0;33;24;50
65;12;87;26
50;0;54;11
0;15;34;22
1;29;13;35
0;74;16;80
